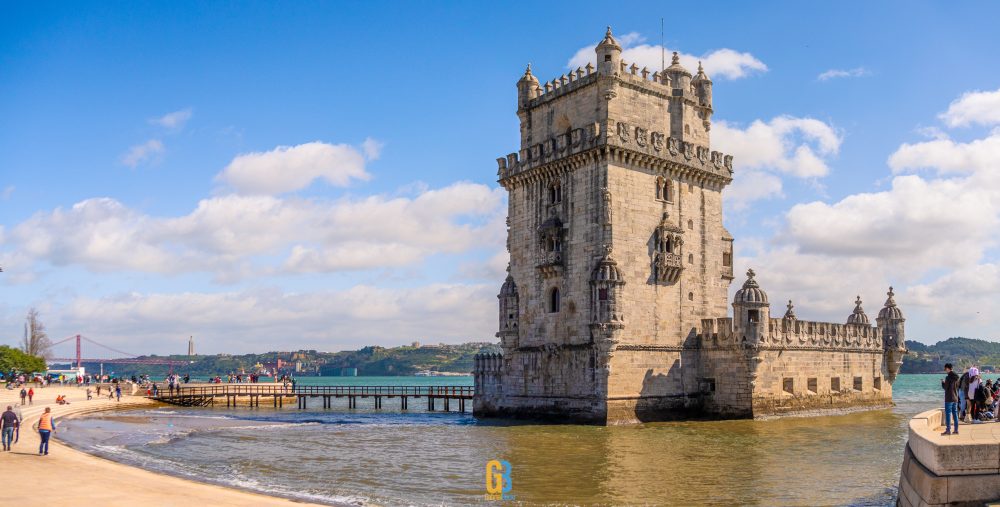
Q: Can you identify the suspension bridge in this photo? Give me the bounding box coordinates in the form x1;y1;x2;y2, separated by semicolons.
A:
49;334;190;371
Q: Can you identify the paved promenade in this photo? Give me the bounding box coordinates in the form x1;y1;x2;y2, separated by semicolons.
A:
0;382;319;506
899;408;1000;506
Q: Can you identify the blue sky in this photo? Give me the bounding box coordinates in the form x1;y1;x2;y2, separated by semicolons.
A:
3;1;1000;356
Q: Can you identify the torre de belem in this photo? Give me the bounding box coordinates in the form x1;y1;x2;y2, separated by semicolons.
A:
472;28;908;424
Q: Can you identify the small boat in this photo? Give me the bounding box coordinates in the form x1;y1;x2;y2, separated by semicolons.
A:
415;370;432;377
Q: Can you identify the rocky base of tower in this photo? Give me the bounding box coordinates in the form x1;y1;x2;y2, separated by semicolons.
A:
474;395;609;424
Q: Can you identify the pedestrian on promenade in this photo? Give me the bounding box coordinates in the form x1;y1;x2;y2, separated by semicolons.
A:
96;385;101;397
19;388;26;405
115;385;121;402
941;363;960;435
959;368;970;419
34;407;55;455
86;387;92;400
12;405;22;443
27;388;33;405
1;405;18;451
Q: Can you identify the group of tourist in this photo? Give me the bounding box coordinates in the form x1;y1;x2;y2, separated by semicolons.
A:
941;364;1000;435
1;405;57;455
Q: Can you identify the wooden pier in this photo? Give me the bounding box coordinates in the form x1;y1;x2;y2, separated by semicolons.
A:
152;385;474;413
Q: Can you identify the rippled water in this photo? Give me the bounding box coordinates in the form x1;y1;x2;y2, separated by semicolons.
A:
58;374;975;506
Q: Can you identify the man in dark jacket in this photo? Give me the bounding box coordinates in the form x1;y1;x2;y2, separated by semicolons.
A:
959;369;971;420
942;363;960;435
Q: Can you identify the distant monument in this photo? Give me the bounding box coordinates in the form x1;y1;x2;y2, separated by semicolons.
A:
473;27;908;424
188;335;195;356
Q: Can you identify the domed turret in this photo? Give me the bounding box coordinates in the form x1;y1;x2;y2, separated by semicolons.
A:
596;26;623;76
847;296;870;325
590;247;626;327
496;266;519;352
734;268;768;304
877;287;905;321
517;63;541;108
666;52;692;91
692;61;713;108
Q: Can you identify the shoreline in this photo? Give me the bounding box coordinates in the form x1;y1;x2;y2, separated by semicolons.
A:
0;385;329;506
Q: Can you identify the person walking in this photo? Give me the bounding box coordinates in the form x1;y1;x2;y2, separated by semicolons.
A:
11;404;21;444
115;384;121;402
1;406;18;451
35;407;55;455
27;387;33;405
941;363;960;435
19;388;27;405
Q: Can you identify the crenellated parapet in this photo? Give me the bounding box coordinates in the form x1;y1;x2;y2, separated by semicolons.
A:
700;317;883;351
496;120;733;187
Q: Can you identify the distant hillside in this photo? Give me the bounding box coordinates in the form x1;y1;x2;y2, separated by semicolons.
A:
901;337;1000;373
72;342;498;378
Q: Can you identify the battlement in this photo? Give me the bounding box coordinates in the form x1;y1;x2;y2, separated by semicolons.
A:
700;317;884;350
496;120;733;184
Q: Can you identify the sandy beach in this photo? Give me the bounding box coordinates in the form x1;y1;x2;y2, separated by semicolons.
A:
0;382;322;506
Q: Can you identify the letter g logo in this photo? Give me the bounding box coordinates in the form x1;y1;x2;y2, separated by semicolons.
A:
485;459;512;494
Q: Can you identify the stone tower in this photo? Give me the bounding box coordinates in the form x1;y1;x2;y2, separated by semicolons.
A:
188;335;195;356
475;27;736;423
474;27;904;424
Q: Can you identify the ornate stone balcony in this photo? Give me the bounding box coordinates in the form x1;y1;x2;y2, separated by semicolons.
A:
536;251;563;278
655;252;683;284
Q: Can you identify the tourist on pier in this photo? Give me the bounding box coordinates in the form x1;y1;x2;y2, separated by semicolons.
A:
35;407;55;455
115;385;121;402
1;405;18;451
942;364;960;435
27;387;33;405
19;388;26;405
968;367;982;422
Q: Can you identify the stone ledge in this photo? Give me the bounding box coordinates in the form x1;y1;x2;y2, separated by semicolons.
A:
908;408;1000;476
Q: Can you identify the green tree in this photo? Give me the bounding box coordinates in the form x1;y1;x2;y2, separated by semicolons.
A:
0;345;47;375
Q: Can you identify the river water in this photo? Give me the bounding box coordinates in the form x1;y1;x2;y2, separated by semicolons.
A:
58;374;975;506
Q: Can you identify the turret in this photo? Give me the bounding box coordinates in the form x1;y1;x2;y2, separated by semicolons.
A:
517;64;541;109
665;52;692;93
692;61;713;108
595;26;622;76
496;267;519;354
876;287;907;382
732;269;770;344
846;296;870;325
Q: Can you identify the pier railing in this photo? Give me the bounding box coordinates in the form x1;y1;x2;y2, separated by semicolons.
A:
152;384;474;411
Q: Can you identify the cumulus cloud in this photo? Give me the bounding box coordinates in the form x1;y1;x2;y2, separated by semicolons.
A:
712;116;841;208
2;182;506;279
888;130;1000;175
939;88;1000;128
120;139;164;167
817;67;870;81
566;32;767;80
56;283;497;354
216;141;374;195
150;108;193;129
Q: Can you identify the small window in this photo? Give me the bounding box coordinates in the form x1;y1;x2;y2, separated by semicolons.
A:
688;254;694;264
783;378;794;394
604;55;612;62
723;252;732;267
688;292;694;301
874;377;882;390
853;376;863;391
807;378;817;393
831;377;841;392
549;288;560;313
747;309;759;323
688;183;694;193
702;378;716;393
687;219;694;230
549;181;562;204
684;124;690;134
598;288;608;301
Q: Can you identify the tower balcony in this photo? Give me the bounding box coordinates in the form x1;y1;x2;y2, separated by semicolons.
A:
655;252;683;284
536;251;564;278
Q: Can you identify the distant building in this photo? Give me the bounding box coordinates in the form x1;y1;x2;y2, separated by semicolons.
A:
187;335;195;356
474;27;908;425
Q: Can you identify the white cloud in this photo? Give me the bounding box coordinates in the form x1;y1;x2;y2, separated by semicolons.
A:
56;284;497;354
216;141;373;195
361;137;384;161
817;67;870;81
3;182;506;278
150;108;193;129
725;170;784;210
120;139;164;168
566;32;767;80
889;130;1000;175
939;88;1000;128
714;116;841;179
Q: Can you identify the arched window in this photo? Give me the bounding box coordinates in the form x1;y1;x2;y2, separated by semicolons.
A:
684;124;691;135
549;181;562;204
687;219;694;230
688;292;694;301
549;288;561;313
656;178;672;202
688;253;694;264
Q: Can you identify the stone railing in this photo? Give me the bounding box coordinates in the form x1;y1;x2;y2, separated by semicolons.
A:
700;317;883;350
536;251;563;278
